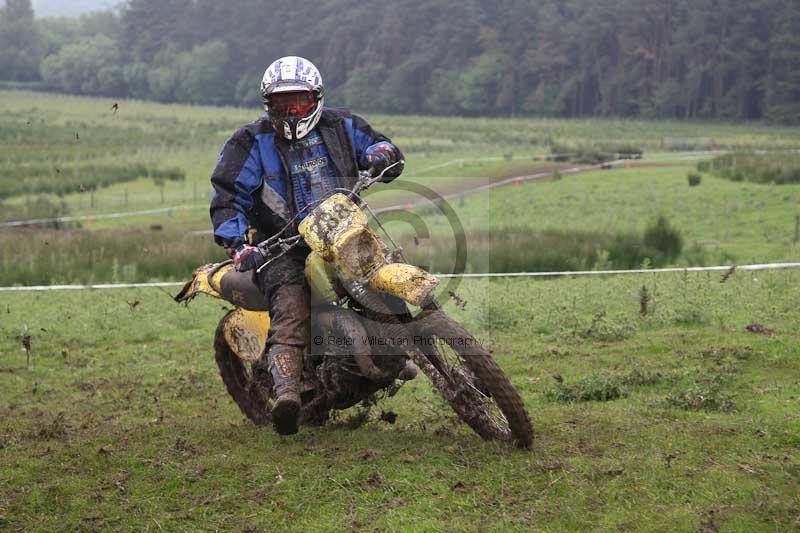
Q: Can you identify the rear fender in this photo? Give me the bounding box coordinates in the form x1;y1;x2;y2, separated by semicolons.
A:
174;263;232;303
175;262;268;311
176;263;269;363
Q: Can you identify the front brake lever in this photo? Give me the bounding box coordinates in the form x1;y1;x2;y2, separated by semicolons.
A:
353;160;405;195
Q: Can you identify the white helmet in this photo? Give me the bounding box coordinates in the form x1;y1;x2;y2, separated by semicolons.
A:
260;56;324;140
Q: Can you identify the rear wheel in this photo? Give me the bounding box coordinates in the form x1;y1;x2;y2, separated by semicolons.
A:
414;309;534;448
214;313;272;426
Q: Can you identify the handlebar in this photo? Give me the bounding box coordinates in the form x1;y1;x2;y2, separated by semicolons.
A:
253;159;404;273
352;160;404;195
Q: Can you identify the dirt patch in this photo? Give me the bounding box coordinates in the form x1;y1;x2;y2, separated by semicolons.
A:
385;498;406;510
359;449;378;461
35;413;69;440
532;460;574;473
379;410;397;424
363;472;384;489
745;324;775;335
451;481;472;493
699;346;753;362
174;437;199;457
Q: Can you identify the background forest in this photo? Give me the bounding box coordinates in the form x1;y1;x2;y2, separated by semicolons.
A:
1;0;800;122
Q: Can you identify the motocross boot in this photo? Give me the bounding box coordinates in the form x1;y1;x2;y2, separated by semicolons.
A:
264;284;310;435
268;345;304;435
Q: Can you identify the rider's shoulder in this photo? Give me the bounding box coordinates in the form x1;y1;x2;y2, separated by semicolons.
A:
319;107;354;124
242;116;276;137
228;116;275;145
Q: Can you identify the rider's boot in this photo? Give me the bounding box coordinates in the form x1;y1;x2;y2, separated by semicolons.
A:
268;345;304;435
255;259;311;435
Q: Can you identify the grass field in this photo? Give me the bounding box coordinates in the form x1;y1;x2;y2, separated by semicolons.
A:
0;92;800;285
1;90;799;530
4;89;800;220
1;271;799;530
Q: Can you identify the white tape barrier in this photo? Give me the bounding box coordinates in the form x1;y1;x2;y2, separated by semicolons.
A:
0;205;206;228
0;282;185;292
1;263;798;292
436;262;800;278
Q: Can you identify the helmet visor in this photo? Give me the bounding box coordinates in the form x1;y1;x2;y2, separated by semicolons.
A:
268;91;317;119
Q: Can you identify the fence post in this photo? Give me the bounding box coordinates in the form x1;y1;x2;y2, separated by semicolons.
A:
795;214;800;244
90;190;95;209
193;182;198;202
124;188;128;207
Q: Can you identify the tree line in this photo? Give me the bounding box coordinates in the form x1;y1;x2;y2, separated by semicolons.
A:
1;0;799;123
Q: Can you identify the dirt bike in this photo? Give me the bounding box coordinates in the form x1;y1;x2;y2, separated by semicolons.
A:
175;163;533;447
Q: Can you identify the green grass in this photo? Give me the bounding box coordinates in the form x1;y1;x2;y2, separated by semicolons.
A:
5;163;799;285
1;271;799;530
699;151;800;185
2;90;800;284
1;89;799;529
0;226;227;286
383;165;800;275
4;89;800;222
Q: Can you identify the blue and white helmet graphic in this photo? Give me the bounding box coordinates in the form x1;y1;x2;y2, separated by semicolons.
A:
260;56;324;140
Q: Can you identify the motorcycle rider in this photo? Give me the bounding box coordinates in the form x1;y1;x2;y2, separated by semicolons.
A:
209;56;404;435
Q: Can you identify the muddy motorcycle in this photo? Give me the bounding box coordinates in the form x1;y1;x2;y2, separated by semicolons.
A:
175;164;533;447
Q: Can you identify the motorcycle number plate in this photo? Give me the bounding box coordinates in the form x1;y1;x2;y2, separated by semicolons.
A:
299;194;369;260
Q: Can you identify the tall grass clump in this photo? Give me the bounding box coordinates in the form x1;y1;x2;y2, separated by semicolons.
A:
400;227;605;274
546;373;627;403
0;163;185;198
605;216;684;268
0;197;71;225
643;216;683;262
0;228;225;285
698;152;800;184
548;142;642;164
399;218;685;274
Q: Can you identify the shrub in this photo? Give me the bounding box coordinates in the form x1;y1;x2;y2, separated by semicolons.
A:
687;172;702;187
582;311;636;342
643;216;683;262
699;152;800;185
546;374;627;403
621;367;664;387
599;144;643;159
150;167;186;185
547;143;617;165
606;231;650;268
664;382;736;412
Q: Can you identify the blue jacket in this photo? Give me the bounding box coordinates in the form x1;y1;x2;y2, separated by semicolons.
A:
210;107;403;248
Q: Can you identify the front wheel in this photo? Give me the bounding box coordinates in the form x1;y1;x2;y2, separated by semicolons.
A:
414;309;534;448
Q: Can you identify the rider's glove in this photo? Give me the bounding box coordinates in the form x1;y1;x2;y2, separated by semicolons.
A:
365;143;401;182
232;244;264;272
